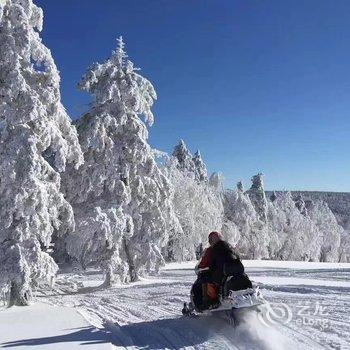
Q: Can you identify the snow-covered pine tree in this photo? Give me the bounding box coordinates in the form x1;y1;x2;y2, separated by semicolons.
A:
293;194;308;216
63;37;174;283
193;150;208;182
209;172;224;192
246;173;268;222
269;191;277;202
307;200;342;262
0;0;83;305
162;146;224;260
267;192;321;261
339;232;350;262
236;181;244;192
223;186;268;259
172;140;196;174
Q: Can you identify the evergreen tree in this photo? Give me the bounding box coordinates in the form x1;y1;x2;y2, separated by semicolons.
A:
269;191;277;202
294;194;308;216
339;232;350;262
236;181;244;192
63;37;173;283
307;200;342;262
0;0;82;305
172;140;195;174
223;188;268;259
161;154;223;260
209;172;224;192
192;150;208;182
246;173;268;222
267;192;321;261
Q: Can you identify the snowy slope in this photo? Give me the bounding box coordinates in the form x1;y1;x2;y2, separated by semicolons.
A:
1;260;349;350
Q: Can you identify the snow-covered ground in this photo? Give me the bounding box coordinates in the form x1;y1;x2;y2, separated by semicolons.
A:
0;303;111;349
1;260;349;350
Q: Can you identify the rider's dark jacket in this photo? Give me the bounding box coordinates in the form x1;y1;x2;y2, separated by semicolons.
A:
209;240;244;284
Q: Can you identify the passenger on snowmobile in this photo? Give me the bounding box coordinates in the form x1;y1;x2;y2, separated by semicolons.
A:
191;242;215;311
191;232;252;312
209;232;252;294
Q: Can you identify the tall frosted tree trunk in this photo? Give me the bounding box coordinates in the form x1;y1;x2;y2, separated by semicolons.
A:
123;238;137;282
104;265;115;287
9;278;31;307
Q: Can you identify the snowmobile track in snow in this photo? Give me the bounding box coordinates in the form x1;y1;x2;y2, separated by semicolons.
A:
39;261;349;350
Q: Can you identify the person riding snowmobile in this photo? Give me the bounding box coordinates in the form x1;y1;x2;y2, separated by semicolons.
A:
191;231;252;312
191;243;214;311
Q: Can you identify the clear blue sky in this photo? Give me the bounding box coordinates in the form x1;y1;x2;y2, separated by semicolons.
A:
36;0;350;192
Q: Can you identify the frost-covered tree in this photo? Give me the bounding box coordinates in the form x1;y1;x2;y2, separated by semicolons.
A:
293;194;307;216
266;192;343;262
223;188;268;259
161;152;224;260
236;181;244;192
221;220;241;247
0;0;82;305
246;173;268;222
161;157;197;260
222;174;270;259
63;37;174;283
307;200;342;262
339;231;350;262
267;192;321;261
269;191;277;202
209;172;224;192
172;140;195;174
193;150;208;182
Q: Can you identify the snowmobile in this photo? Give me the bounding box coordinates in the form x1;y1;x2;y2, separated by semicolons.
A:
182;266;265;318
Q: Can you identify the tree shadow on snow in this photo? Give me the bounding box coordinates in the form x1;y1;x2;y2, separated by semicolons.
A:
1;326;110;348
1;317;212;349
